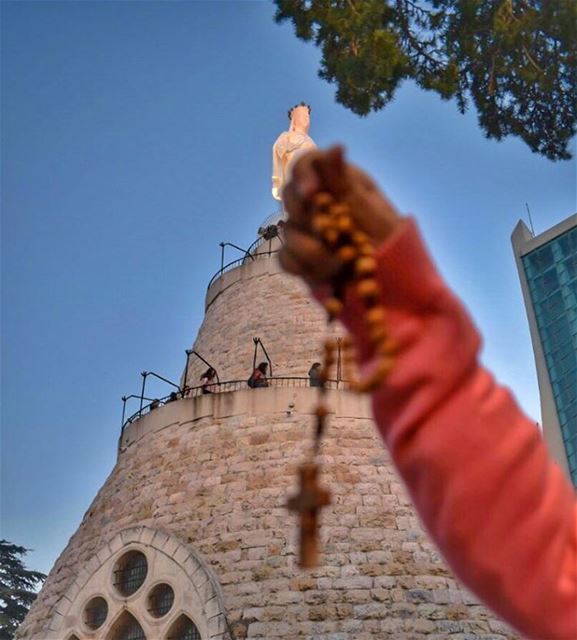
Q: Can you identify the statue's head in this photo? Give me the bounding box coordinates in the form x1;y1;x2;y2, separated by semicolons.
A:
288;102;311;132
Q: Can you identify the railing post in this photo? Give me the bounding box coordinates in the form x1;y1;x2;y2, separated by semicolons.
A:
219;242;225;275
252;337;258;372
121;396;128;428
190;350;220;384
183;349;192;396
336;338;342;389
139;372;148;417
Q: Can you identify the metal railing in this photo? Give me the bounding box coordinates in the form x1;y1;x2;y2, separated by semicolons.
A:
119;376;350;442
206;239;279;292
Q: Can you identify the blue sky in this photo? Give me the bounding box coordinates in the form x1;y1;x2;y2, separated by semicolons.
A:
2;1;575;576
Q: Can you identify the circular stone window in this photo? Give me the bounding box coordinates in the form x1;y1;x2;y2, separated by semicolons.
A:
83;596;108;630
147;582;175;618
113;550;148;597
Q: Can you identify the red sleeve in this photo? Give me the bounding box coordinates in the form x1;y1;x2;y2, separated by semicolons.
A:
339;218;577;640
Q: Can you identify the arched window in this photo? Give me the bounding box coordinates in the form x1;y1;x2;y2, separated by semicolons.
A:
113;550;148;596
53;532;223;640
107;611;146;640
166;614;201;640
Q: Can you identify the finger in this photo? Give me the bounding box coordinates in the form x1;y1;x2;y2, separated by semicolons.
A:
311;145;347;198
281;226;342;283
278;245;307;277
282;181;309;227
345;164;401;243
290;150;323;199
348;164;377;193
278;247;326;290
291;146;346;200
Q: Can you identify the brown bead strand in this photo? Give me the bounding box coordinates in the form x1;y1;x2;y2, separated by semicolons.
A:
312;192;394;392
288;191;395;568
313;338;336;453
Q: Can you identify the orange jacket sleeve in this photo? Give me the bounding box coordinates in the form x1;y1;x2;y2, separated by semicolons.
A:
339;218;577;640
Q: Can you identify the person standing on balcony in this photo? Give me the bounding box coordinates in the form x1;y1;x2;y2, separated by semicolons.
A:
308;362;323;387
248;362;269;389
200;367;216;394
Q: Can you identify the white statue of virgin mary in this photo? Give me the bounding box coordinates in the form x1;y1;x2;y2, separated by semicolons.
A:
272;102;317;201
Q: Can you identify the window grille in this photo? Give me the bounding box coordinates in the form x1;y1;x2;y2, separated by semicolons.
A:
113;551;148;596
118;616;146;640
167;615;201;640
84;597;108;630
147;583;174;618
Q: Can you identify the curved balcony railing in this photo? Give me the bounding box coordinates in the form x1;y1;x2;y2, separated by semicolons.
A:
119;376;350;445
206;236;280;292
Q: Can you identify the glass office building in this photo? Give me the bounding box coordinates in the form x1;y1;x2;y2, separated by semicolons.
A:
512;214;577;486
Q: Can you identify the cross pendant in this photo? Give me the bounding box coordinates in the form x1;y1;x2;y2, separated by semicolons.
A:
287;462;331;568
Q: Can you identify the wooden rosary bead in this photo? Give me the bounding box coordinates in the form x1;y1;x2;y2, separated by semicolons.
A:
312;192;334;210
340;335;354;350
315;404;329;419
323;356;335;370
354;359;391;393
336;215;353;234
329;202;350;218
376;336;396;356
312;214;332;234
354;376;380;394
323;228;340;246
357;279;380;304
376;356;394;377
355;256;378;277
323;341;336;366
351;230;370;246
338;245;357;263
324;338;337;353
358;243;375;257
323;297;343;317
365;306;387;328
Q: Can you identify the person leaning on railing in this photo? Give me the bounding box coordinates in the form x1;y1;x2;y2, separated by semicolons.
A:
200;367;217;394
248;362;269;388
308;362;323;387
278;146;576;640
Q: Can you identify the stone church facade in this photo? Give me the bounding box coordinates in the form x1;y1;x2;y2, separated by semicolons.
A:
18;235;518;639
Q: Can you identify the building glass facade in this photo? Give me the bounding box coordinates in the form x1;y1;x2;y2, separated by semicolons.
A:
521;226;577;485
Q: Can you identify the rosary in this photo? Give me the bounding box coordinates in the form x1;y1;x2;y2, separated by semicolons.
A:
287;190;394;568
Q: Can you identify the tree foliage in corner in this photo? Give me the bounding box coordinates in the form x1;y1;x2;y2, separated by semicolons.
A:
0;541;46;640
275;0;577;160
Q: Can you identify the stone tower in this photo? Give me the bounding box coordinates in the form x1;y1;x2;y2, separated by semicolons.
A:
18;227;518;640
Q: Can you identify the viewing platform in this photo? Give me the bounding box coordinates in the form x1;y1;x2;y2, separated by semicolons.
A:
118;379;371;455
205;234;281;310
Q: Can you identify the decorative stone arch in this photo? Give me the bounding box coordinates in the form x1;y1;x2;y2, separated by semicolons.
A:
46;526;230;639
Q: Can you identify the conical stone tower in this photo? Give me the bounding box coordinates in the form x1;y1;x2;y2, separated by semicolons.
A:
18;228;518;640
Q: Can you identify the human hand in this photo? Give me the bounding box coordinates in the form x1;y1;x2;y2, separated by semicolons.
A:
279;146;402;288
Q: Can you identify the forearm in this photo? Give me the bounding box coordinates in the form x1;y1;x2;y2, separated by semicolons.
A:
340;219;577;639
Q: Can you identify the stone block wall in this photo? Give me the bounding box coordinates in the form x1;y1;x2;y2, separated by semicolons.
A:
184;252;343;389
20;390;518;639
